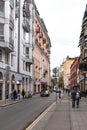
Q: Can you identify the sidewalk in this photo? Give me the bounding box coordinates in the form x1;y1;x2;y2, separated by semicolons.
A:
29;92;87;130
0;94;39;107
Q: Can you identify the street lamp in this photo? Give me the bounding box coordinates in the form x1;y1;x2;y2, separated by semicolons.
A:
52;67;59;104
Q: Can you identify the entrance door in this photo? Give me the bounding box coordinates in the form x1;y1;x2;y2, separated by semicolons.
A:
0;83;2;100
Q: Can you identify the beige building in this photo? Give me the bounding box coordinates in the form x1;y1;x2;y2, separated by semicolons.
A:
63;56;75;89
33;6;51;93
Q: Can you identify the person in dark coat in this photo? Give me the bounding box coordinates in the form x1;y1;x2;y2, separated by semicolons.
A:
13;89;17;100
71;88;76;108
22;89;25;99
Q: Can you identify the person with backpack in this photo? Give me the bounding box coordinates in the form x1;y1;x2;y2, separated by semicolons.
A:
75;89;81;108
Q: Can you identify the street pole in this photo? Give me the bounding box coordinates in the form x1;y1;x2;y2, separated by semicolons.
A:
5;66;10;104
53;67;59;104
18;0;20;73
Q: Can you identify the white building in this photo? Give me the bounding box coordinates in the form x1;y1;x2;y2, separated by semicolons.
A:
0;0;35;101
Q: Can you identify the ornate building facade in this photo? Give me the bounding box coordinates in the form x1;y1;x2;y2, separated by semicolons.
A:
79;4;87;92
33;6;51;93
0;0;34;100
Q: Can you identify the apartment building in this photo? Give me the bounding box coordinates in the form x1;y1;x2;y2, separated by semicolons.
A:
70;57;80;88
33;6;51;93
63;56;75;89
79;4;87;92
0;0;34;101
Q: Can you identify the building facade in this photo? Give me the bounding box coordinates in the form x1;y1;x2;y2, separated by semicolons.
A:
79;4;87;92
33;6;51;93
63;56;75;89
70;57;80;88
0;0;34;101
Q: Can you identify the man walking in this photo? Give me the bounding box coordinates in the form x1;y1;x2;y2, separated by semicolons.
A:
71;88;76;108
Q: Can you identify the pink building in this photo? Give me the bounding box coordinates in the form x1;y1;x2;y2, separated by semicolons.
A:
34;8;51;93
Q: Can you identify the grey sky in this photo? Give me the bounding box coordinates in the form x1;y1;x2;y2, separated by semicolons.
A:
35;0;87;70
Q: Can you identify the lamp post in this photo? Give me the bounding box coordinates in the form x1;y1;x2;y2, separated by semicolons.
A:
5;66;10;104
52;67;59;104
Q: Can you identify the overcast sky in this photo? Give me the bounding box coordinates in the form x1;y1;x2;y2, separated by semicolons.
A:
35;0;87;71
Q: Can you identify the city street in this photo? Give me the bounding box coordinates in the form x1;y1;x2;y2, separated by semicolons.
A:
0;93;55;130
26;92;87;130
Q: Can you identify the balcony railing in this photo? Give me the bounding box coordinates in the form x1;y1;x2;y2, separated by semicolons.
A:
23;3;30;17
9;37;14;51
0;36;14;52
9;15;14;29
10;0;14;8
25;57;33;64
0;35;4;41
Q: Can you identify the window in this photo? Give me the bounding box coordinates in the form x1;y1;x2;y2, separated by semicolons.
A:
11;54;13;66
25;33;29;43
26;47;29;54
9;5;13;16
0;1;4;17
0;50;2;61
23;61;25;70
9;27;13;38
23;30;29;43
0;23;4;35
23;45;25;54
26;47;29;58
5;52;9;64
25;62;31;72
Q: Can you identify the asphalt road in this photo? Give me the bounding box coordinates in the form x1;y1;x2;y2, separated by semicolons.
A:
0;93;56;130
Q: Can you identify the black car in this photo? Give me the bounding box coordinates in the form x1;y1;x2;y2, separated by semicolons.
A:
40;90;50;97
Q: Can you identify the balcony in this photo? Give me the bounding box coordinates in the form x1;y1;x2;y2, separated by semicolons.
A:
23;3;30;17
79;62;87;75
15;0;19;6
10;0;14;8
9;37;14;50
0;36;14;52
39;32;43;38
23;54;33;64
36;25;40;34
43;38;46;44
9;15;14;29
0;35;4;41
22;19;30;32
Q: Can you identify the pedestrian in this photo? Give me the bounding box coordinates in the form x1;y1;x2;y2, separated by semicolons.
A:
22;89;25;99
71;88;76;108
13;89;17;100
68;89;70;96
59;89;61;99
75;89;81;108
17;89;20;100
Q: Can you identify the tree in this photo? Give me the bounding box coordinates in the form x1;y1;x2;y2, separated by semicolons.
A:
58;76;64;88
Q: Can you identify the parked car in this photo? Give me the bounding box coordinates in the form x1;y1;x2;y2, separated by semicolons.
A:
25;91;32;98
40;90;50;97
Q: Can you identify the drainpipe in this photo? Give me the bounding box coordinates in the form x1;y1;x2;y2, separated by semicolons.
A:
18;0;21;73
